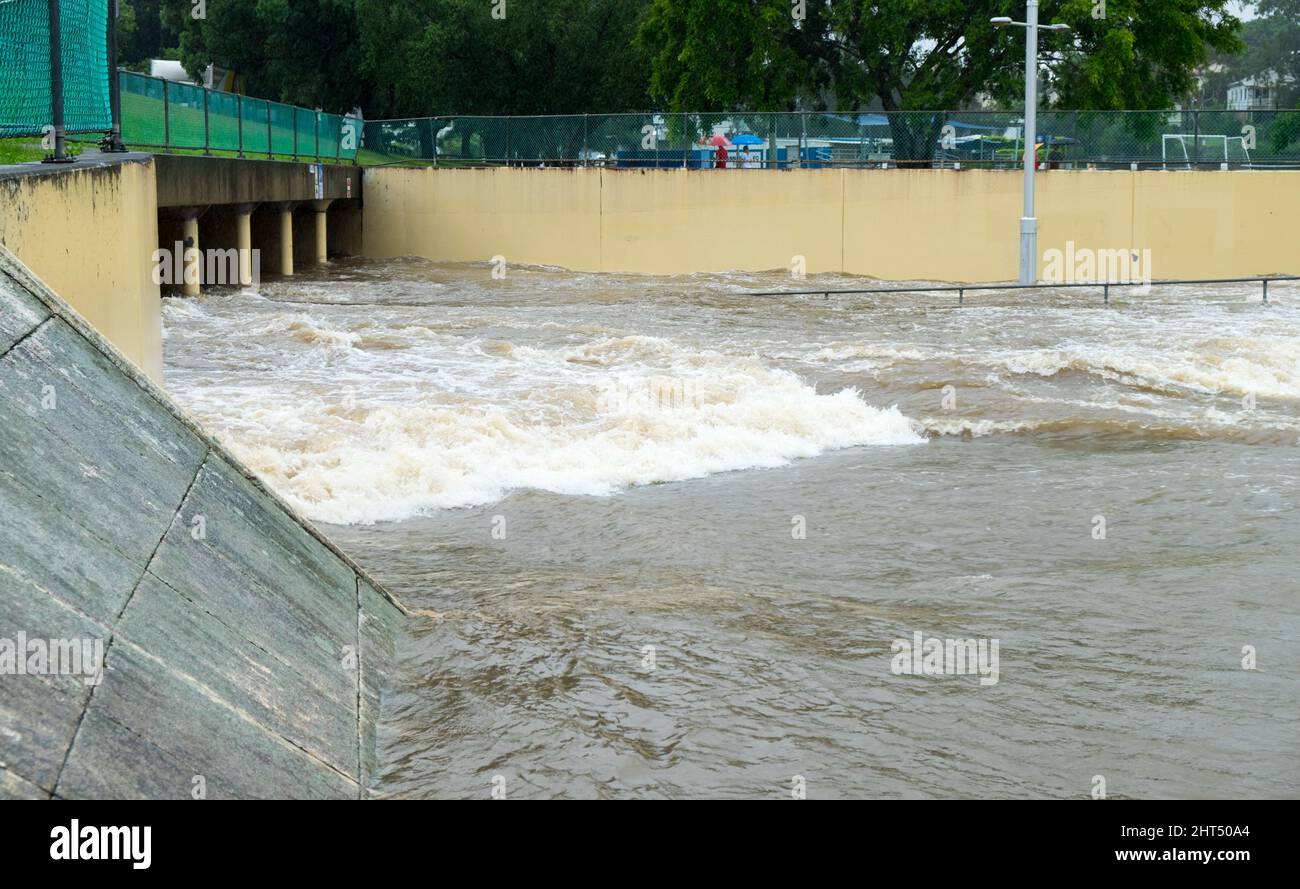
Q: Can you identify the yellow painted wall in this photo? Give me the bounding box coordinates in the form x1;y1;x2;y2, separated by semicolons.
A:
363;166;1300;281
0;159;162;381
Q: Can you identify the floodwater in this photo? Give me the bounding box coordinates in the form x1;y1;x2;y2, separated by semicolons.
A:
161;259;1300;799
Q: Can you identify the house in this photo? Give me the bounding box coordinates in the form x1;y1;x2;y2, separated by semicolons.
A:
1226;73;1292;111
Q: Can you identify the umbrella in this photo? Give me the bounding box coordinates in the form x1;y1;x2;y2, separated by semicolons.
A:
731;133;764;145
710;134;729;147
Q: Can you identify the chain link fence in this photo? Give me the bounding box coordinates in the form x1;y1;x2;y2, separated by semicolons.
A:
362;110;1300;170
118;70;360;161
0;0;111;138
1;3;357;161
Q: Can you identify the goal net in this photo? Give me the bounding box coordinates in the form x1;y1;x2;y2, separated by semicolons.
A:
1162;134;1252;168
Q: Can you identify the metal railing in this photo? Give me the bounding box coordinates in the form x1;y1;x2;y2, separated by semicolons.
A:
117;70;360;162
361;110;1300;170
750;275;1300;305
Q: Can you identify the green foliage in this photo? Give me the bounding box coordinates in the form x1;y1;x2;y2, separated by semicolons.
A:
642;0;1242;113
1049;0;1242;109
160;0;364;111
154;0;650;117
116;0;176;69
639;0;819;111
1197;2;1300;109
356;0;652;117
147;0;1249;123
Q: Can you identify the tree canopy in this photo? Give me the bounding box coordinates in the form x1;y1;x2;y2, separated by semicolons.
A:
640;0;1243;112
122;0;1263;117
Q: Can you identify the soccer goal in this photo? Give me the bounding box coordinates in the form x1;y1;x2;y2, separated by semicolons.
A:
1161;133;1252;169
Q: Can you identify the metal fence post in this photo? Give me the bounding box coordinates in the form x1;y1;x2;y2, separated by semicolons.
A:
682;115;689;169
315;112;320;161
237;93;244;157
162;79;170;148
1192;110;1200;169
582;114;588;167
43;0;71;162
266;104;272;159
202;87;210;155
293;110;298;160
801;112;808;169
105;0;126;151
1071;110;1079;170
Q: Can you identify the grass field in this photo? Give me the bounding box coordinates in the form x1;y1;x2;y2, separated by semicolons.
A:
0;136;87;164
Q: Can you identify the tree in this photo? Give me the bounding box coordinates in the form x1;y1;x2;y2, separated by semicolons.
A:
116;0;178;70
1240;1;1300;108
639;0;824;112
641;0;1242;162
355;0;653;118
1195;14;1299;109
160;0;365;111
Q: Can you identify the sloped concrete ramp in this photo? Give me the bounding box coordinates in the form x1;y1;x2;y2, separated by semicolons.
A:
0;246;406;799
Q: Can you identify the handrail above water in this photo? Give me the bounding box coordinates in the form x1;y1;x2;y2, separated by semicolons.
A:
747;275;1300;304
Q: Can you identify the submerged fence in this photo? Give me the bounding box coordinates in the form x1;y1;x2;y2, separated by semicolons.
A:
117;71;360;161
362;110;1300;170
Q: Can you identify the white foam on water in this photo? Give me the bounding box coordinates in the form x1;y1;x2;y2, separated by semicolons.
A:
162;272;1300;524
164;300;923;524
978;337;1300;400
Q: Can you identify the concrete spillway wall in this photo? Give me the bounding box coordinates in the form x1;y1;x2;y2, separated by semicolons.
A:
0;155;163;382
360;166;1300;281
0;246;406;799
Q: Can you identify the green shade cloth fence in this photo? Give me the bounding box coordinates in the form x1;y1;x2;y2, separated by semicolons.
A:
362;110;1300;169
0;0;110;138
1;4;357;160
118;70;360;161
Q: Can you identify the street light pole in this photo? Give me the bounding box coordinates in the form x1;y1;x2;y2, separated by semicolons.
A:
992;6;1070;285
1020;0;1039;286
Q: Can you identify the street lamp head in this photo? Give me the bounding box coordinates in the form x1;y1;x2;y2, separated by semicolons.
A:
990;16;1013;27
1047;23;1072;32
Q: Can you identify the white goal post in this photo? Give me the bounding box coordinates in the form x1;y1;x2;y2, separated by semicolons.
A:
1161;133;1252;169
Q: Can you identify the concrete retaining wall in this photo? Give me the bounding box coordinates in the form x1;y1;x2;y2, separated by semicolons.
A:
0;155;163;382
0;246;407;799
361;166;1300;281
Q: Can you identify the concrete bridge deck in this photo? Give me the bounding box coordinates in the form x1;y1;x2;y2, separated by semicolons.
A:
153;154;360;208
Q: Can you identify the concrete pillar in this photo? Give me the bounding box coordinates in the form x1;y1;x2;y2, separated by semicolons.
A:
233;203;257;286
278;207;294;277
311;200;333;265
181;217;201;297
167;205;208;297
